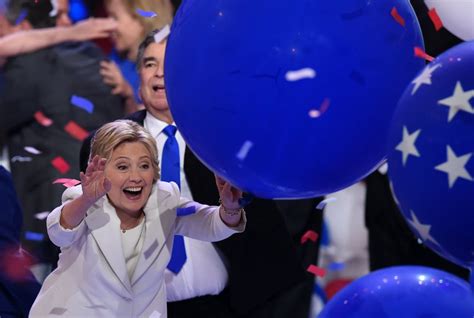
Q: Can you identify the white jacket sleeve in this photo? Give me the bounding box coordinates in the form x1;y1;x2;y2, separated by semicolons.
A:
171;182;246;241
46;185;87;248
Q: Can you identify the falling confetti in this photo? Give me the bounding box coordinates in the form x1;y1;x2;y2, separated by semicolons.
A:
1;247;35;281
378;162;388;175
64;121;89;141
428;8;443;31
34;111;53;127
25;231;44;241
34;211;50;220
309;98;331;118
11;156;32;163
316;197;337;210
177;206;196;216
71;95;94;114
236;140;253;160
136;8;157;18
24;146;41;155
53;178;81;188
300;230;319;244
307;264;326;277
15;9;28;25
285;68;317;82
328;262;346;271
390;7;405;27
154;24;170;44
51;156;70;174
414;47;434;62
49;0;58;17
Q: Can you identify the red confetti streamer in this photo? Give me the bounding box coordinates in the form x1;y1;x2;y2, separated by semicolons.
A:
34;111;53;127
52;178;81;188
414;47;434;62
301;230;319;244
1;246;35;282
307;264;327;278
390;7;405;27
428;8;443;31
64;121;89;141
51;156;70;174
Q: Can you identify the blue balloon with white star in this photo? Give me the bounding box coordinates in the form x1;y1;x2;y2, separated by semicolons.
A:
165;0;424;198
387;41;474;268
319;266;474;318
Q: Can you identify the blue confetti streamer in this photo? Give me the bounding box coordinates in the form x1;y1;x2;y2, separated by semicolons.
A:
328;262;346;271
177;206;196;216
25;231;44;241
15;9;28;25
136;8;157;18
70;95;94;114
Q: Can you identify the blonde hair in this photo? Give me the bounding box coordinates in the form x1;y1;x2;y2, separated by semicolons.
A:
90;120;160;182
105;0;174;35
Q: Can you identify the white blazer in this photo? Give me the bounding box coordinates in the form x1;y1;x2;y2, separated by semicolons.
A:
30;181;245;318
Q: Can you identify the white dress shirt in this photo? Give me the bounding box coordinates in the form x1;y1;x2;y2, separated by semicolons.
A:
144;113;228;301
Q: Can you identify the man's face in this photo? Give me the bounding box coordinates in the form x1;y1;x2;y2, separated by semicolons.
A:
138;41;169;119
54;0;72;27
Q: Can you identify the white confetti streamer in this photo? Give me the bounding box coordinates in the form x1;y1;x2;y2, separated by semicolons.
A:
154;25;170;44
236;140;253;161
49;0;59;17
34;211;50;220
11;156;32;163
285;68;317;82
24;146;41;155
378;162;388;175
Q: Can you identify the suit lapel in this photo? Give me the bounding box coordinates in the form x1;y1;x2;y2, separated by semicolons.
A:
131;183;175;285
85;198;132;293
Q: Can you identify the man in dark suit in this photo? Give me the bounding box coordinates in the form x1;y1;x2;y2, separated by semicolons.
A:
0;0;124;267
0;165;41;317
80;29;323;318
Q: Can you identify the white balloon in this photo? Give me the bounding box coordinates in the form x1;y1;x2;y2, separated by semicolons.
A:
424;0;474;41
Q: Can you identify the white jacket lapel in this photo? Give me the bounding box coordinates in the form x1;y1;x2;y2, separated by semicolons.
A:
85;198;132;293
131;183;175;285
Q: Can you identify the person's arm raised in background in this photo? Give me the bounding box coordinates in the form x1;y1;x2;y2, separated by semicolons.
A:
0;18;117;58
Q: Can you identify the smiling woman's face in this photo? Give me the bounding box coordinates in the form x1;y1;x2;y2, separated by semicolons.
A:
105;141;155;218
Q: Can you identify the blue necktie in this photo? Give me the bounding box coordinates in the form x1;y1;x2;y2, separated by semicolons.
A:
161;125;187;274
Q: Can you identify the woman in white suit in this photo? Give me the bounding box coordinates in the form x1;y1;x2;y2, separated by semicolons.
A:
30;120;246;317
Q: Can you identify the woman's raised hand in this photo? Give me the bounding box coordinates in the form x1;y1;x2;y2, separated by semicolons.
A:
80;155;111;204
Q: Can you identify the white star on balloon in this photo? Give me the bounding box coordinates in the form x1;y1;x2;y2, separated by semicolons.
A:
407;210;440;246
395;126;421;166
435;145;473;188
438;81;474;122
411;63;441;95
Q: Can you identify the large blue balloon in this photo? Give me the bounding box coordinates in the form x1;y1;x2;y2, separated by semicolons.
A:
165;0;424;198
387;41;474;267
319;266;474;317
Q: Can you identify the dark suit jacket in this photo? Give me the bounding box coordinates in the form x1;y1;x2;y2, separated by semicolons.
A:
0;42;124;263
80;110;322;317
0;166;41;317
365;171;469;280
